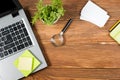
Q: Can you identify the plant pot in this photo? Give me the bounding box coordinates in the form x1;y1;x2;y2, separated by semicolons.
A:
41;16;61;25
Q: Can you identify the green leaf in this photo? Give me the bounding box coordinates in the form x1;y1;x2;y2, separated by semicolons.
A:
32;0;65;25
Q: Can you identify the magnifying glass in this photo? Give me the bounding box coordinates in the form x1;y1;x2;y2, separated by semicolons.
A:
50;19;73;47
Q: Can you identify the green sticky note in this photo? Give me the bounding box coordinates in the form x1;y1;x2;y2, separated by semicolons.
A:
14;50;41;77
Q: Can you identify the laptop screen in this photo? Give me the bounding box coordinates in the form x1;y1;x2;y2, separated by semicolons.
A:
0;0;18;17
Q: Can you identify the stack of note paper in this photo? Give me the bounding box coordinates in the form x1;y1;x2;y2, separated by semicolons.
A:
109;20;120;44
80;0;110;27
14;50;41;77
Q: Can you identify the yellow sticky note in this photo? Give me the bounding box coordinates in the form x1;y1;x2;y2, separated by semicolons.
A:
114;33;120;44
14;50;41;77
110;23;120;38
110;20;120;44
18;57;33;71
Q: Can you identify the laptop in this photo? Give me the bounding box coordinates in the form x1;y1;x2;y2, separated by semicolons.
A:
0;0;47;80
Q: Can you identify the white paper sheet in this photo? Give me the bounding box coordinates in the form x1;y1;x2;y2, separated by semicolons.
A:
80;0;110;27
80;14;110;27
0;75;3;80
81;0;107;16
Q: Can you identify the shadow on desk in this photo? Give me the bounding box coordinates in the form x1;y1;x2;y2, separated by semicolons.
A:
23;8;51;67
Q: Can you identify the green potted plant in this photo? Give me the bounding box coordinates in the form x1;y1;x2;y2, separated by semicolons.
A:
32;0;65;25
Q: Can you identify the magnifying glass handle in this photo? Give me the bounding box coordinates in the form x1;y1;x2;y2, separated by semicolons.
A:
61;19;73;34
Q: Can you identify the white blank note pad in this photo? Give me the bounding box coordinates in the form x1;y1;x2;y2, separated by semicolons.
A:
0;75;3;80
80;0;110;27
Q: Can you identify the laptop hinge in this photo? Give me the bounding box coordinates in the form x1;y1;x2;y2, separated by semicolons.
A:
12;10;19;17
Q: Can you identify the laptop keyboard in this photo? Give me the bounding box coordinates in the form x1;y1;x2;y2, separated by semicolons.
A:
0;20;33;60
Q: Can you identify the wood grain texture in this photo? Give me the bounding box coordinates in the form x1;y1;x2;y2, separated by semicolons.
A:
19;0;120;80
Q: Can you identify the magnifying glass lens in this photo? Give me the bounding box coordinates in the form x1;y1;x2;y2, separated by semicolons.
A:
50;19;73;47
51;34;64;47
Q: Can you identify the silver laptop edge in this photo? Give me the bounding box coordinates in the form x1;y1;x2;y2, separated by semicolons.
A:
0;1;47;80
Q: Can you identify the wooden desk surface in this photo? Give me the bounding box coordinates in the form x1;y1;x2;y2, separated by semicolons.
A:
19;0;120;80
